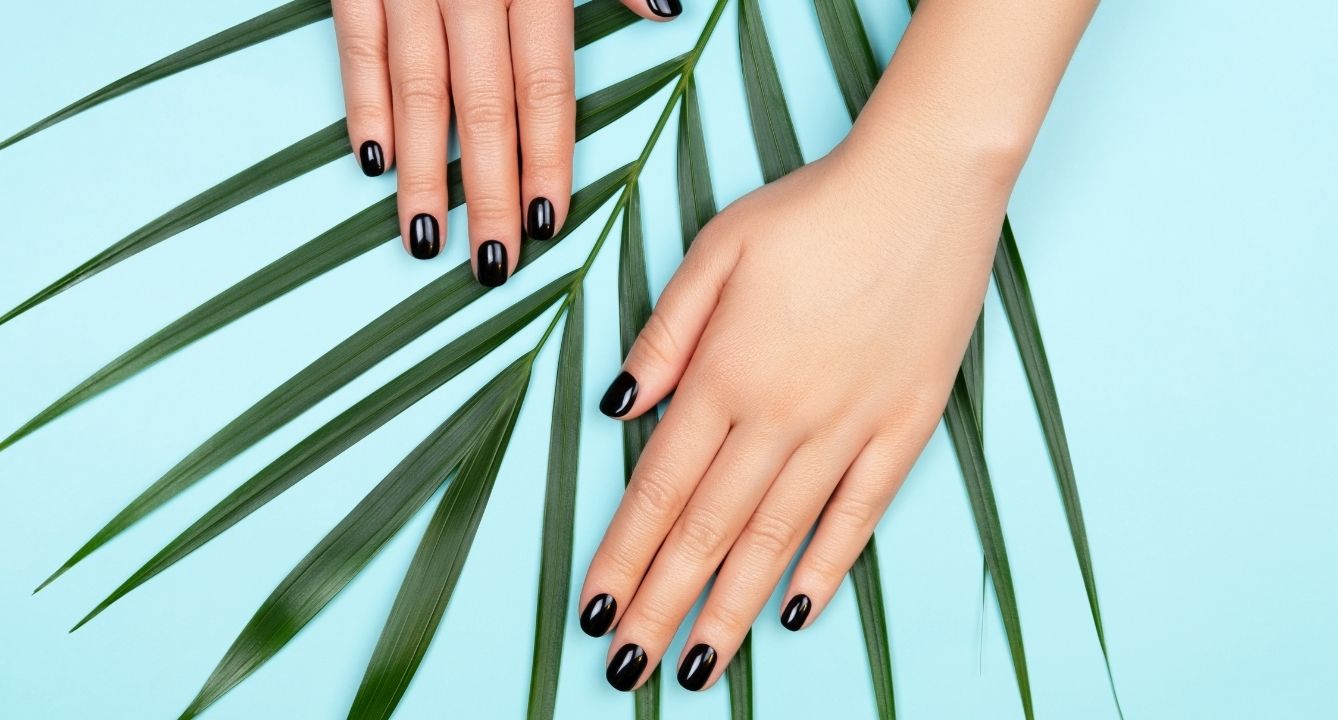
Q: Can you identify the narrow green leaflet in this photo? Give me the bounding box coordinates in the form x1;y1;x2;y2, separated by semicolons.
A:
850;539;896;719
74;273;573;629
728;633;755;720
738;0;804;183
574;0;641;48
994;220;1121;714
35;164;631;590
0;0;333;151
636;670;661;720
177;360;530;719
0;120;349;327
943;375;1033;720
346;365;529;720
526;288;584;720
578;54;687;152
812;0;880;117
675;77;716;252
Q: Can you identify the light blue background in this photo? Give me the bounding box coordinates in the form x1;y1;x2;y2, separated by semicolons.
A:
1;1;1335;718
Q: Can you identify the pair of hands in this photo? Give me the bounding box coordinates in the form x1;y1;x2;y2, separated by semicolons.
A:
333;0;1009;695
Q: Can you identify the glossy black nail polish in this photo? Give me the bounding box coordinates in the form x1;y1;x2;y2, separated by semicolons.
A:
647;0;682;18
580;594;617;637
358;140;385;177
477;240;508;287
781;594;811;632
598;371;638;418
606;643;647;692
677;643;716;691
409;214;440;259
527;197;555;240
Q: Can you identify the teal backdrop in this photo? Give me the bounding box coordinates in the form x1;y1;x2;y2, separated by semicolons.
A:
1;1;1334;718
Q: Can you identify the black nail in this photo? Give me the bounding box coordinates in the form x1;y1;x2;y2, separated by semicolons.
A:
677;643;716;691
781;595;811;632
598;371;638;418
606;644;647;692
358;140;385;177
526;197;555;240
409;214;440;259
647;0;682;18
580;594;617;637
477;240;508;287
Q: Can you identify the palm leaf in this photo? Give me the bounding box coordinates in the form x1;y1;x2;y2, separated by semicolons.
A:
812;0;879;117
994;220;1121;714
727;633;754;720
675;77;716;252
346;363;529;720
943;375;1033;720
0;0;333;151
35;164;631;591
177;359;529;719
738;0;803;183
850;538;896;719
73;272;574;629
526;288;584;720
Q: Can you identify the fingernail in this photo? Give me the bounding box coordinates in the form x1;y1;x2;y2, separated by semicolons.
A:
527;197;555;240
781;594;811;632
409;214;440;259
358;140;385;177
677;643;716;691
580;594;617;637
598;371;638;418
477;240;508;287
606;643;647;692
647;0;682;18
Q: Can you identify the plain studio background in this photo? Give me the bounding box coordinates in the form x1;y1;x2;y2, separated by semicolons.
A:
0;0;1334;718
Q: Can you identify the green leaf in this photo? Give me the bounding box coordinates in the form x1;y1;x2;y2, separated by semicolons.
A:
0;0;333;151
994;219;1121;715
526;288;584;720
812;0;880;117
943;374;1033;720
675;77;716;252
176;359;530;719
851;538;896;719
738;0;804;182
727;632;754;720
0;6;653;328
346;364;529;720
34;164;631;590
636;669;661;720
0;120;350;328
73;273;574;629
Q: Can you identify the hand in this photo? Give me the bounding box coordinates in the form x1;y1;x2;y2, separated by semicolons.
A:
331;0;682;283
579;134;1014;692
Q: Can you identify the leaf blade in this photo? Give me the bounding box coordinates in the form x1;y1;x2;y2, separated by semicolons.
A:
675;76;716;252
812;0;880;117
851;538;896;719
738;0;804;182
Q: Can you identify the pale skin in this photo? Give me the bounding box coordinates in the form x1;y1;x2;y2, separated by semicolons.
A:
333;0;1097;694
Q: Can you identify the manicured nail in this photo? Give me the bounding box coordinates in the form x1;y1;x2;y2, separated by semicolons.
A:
358;140;385;177
527;197;555;240
409;214;440;259
647;0;682;18
677;643;716;691
598;371;638;418
477;240;508;287
781;594;811;631
580;594;617;637
606;643;647;692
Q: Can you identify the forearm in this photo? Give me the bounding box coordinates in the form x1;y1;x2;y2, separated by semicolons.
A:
840;0;1098;193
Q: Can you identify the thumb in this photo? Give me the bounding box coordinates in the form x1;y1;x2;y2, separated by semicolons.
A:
599;228;739;419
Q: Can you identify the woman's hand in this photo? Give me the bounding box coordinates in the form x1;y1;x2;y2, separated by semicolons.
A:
579;131;1018;691
331;0;681;283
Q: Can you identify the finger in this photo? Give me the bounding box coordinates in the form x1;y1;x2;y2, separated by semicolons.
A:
605;426;796;692
782;432;918;631
597;225;741;420
678;435;865;691
333;0;394;176
509;0;573;241
445;1;520;287
578;389;728;638
617;0;683;21
386;0;449;259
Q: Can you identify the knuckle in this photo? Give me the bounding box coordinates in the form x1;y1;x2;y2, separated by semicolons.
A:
742;510;802;556
629;599;677;638
829;493;885;534
467;195;517;227
458;89;513;136
347;98;389;125
632;312;682;374
397;74;448;112
517;65;574;115
803;549;846;586
676;505;730;561
627;470;682;518
397;173;444;198
701;601;749;635
339;37;385;69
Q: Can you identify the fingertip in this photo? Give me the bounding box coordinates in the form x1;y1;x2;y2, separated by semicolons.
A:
598;371;639;419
